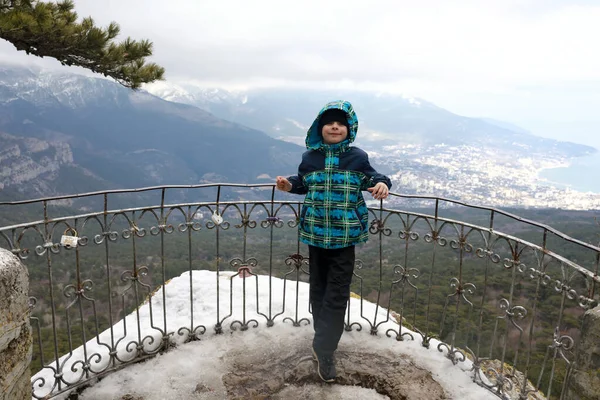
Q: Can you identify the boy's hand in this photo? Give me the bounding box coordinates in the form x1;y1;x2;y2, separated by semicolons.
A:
276;176;292;192
367;182;389;200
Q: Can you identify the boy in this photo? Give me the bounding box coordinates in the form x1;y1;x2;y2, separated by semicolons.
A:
276;100;391;382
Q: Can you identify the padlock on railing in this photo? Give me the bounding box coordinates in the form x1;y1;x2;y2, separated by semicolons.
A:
211;211;223;225
60;228;79;249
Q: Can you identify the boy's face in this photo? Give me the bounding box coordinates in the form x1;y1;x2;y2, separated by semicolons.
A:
321;121;348;145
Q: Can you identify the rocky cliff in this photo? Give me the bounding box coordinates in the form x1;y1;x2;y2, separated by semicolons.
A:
0;132;106;198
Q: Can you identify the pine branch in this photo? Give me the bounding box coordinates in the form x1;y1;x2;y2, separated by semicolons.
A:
0;0;165;89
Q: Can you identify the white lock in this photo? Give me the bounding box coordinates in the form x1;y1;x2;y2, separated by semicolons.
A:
211;211;223;225
60;228;78;248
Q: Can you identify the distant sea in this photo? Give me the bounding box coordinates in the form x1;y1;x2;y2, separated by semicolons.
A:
539;153;600;193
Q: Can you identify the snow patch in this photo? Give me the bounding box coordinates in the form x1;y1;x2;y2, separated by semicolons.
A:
32;270;498;400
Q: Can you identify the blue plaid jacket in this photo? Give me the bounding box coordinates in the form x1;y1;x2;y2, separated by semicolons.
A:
288;100;392;249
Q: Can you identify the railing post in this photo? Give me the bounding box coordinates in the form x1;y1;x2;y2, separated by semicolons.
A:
569;304;600;400
0;248;32;400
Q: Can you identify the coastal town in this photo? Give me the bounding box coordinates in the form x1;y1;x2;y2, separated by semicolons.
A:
370;143;600;210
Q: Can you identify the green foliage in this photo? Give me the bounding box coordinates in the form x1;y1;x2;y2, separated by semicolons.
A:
0;0;164;88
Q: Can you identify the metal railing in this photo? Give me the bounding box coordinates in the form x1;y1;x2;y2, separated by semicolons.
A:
0;184;598;399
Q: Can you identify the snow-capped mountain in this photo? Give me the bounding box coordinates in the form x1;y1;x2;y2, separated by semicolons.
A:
143;81;443;143
0;66;128;109
0;65;303;202
144;80;248;110
143;80;595;158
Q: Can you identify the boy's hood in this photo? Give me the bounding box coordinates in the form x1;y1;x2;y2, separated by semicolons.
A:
306;100;358;150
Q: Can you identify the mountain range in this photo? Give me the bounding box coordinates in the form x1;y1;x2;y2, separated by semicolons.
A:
0;64;596;207
144;81;595;157
0;66;302;201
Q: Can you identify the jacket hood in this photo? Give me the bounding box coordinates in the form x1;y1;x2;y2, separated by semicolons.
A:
306;100;358;150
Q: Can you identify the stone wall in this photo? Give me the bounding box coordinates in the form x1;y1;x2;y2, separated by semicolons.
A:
0;248;32;400
569;304;600;400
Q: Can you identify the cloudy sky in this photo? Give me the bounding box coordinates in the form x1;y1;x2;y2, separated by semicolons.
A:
3;0;600;148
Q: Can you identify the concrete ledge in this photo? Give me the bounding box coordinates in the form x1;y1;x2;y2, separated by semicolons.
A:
0;248;32;400
569;305;600;400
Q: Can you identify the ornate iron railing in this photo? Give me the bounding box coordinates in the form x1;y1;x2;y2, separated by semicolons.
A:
0;184;598;399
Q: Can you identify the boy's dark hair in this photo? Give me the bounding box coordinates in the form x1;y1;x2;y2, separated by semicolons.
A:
318;109;350;134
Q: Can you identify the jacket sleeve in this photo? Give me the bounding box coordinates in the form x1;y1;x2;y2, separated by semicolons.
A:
287;152;310;195
360;151;392;191
288;174;307;194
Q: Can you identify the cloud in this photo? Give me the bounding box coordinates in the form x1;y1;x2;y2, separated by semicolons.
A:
2;0;600;146
3;0;599;89
78;2;600;85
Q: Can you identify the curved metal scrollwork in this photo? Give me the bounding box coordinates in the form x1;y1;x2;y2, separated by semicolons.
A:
369;218;392;236
0;185;595;400
385;265;420;341
261;216;283;228
424;230;448;246
498;298;527;322
345;259;364;333
226;257;261;331
399;230;419;241
281;253;311;327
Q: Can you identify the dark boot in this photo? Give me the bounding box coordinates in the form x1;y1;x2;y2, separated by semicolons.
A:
312;347;336;383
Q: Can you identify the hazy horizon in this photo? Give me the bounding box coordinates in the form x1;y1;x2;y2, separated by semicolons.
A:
3;0;600;149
